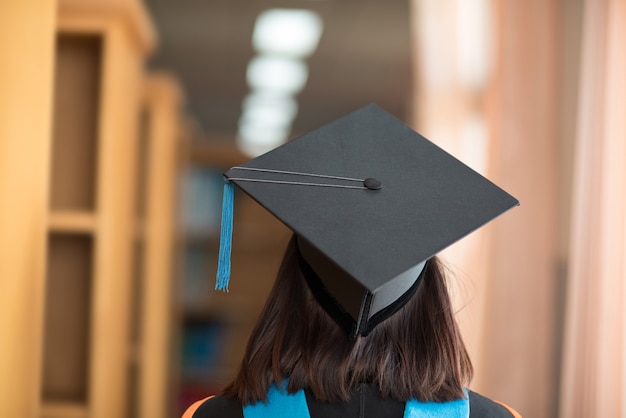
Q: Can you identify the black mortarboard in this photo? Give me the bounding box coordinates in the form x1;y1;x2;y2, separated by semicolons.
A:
216;103;518;339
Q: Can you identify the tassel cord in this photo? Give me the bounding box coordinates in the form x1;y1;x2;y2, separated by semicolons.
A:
216;179;235;291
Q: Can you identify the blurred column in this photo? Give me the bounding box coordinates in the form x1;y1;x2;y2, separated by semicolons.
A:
55;1;156;416
139;73;183;418
409;0;495;391
559;0;626;416
0;1;56;417
481;1;561;417
411;1;562;417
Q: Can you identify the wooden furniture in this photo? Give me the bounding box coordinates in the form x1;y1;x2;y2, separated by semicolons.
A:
2;2;291;417
0;1;57;417
136;73;184;418
41;1;156;417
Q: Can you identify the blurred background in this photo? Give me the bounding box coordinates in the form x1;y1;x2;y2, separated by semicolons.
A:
1;0;624;417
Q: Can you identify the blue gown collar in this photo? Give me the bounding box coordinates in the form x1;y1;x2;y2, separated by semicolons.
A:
243;383;469;418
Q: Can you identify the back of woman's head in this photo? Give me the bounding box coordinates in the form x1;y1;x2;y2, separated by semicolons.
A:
224;235;473;404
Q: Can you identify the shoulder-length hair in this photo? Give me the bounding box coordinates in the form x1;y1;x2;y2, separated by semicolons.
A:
223;235;473;404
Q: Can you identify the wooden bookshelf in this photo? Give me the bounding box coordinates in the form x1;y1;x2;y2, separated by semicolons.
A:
41;1;157;417
1;2;194;417
135;73;184;418
0;1;56;416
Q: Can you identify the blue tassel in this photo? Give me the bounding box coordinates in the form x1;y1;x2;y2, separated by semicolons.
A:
216;179;235;291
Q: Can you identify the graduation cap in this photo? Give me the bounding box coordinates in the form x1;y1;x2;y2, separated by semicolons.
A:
216;103;518;340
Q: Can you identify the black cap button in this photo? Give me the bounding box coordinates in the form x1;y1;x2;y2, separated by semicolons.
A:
364;178;382;190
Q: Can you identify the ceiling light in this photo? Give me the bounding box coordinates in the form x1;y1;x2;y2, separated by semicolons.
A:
237;116;291;145
241;93;298;127
240;105;296;129
237;118;291;157
253;9;323;57
246;56;309;93
243;91;298;115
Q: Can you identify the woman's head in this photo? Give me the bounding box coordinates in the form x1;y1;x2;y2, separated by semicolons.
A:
224;235;473;404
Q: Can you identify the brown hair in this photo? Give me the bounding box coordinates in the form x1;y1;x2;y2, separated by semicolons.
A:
223;235;473;404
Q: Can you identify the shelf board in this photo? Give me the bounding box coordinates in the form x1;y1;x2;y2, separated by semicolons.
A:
49;211;96;233
41;401;87;418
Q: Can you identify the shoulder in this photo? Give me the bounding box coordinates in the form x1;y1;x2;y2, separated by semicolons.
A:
468;391;522;418
182;394;243;418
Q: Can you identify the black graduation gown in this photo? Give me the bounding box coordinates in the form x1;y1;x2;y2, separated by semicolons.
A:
189;385;520;418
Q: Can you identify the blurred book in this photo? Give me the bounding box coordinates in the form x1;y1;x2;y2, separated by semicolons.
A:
181;244;216;311
180;167;224;235
181;319;224;382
